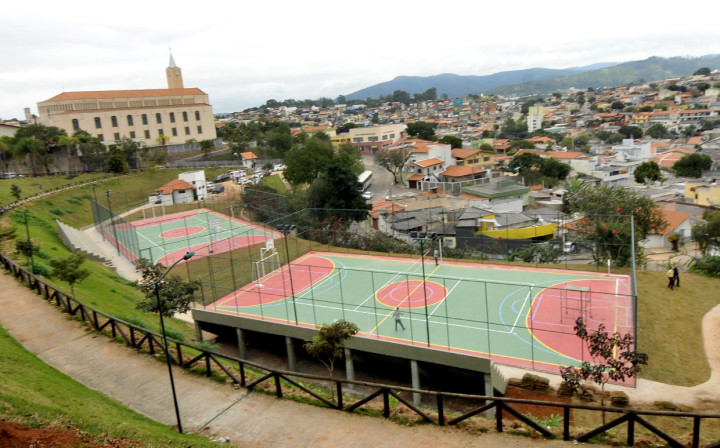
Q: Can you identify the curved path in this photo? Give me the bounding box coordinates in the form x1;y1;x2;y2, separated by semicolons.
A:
0;271;568;448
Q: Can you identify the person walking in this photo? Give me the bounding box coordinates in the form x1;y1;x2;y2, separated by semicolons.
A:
673;264;680;288
433;249;439;266
393;307;405;331
667;267;675;290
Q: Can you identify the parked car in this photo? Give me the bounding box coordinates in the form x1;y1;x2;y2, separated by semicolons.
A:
563;242;578;254
2;172;23;179
273;163;285;171
214;174;230;183
362;191;373;200
210;184;225;194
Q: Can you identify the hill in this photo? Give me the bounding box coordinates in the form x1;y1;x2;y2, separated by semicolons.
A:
344;63;617;100
489;55;720;96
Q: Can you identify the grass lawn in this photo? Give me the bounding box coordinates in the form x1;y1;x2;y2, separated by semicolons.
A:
0;324;221;447
262;174;288;193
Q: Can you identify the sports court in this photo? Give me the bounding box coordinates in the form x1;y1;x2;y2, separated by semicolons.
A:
203;251;634;378
112;208;281;265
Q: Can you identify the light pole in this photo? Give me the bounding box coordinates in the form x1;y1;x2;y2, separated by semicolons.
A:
410;231;435;347
233;152;240;172
277;224;298;325
106;189;120;255
150;250;195;434
91;183;104;241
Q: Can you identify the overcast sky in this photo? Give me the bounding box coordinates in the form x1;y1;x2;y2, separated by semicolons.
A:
2;0;719;120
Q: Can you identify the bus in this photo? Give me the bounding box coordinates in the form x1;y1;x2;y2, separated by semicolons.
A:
357;170;373;192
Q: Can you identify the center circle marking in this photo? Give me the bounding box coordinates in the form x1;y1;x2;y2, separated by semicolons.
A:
159;226;205;238
376;280;447;308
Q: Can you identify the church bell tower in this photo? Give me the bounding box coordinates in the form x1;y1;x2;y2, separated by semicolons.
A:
166;51;184;89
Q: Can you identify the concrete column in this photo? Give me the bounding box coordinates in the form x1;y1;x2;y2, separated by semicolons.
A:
410;360;421;407
344;348;355;388
236;328;246;359
194;320;203;342
484;373;495;418
285;336;296;371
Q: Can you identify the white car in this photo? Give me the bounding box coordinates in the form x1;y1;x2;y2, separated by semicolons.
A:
362;191;373;200
273;163;285;171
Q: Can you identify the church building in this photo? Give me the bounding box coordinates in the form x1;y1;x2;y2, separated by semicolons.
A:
36;54;217;148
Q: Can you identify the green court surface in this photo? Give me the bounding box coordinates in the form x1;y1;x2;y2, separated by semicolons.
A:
110;208;280;265
204;251;635;377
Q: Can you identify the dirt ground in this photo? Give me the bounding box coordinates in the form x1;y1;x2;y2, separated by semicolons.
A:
0;421;140;448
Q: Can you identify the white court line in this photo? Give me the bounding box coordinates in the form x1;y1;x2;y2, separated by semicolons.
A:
293;299;515;335
428;278;464;317
508;285;534;334
136;229;167;256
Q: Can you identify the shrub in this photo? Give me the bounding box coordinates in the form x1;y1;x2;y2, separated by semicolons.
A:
689;255;720;277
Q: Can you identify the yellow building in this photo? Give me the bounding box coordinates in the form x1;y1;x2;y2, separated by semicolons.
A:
685;183;720;207
36;54;216;148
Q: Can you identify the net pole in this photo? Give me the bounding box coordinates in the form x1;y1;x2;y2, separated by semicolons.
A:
630;214;638;349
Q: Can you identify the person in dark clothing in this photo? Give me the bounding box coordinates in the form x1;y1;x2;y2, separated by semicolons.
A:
673;265;680;288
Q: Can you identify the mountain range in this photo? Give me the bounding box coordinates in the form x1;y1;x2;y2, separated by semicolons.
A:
344;55;720;100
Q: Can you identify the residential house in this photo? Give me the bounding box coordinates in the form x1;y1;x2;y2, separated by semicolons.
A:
348;123;405;154
685;182;720;207
641;209;703;248
238;151;257;169
441;165;486;183
178;170;208;200
155;178;196;205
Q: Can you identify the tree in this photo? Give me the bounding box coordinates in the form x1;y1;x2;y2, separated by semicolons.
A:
306;163;370;222
694;67;711;76
479;143;494;152
375;147;412;184
135;258;200;317
406;122;437;141
618;125;643;139
633;161;662;184
283;135;335;185
392;89;411;105
58;135;79;173
682;125;697;140
560;316;647;423
439;135;463;149
105;146;128;173
114;138;141;170
645;123;670;139
691;210;720;256
498;118;528;140
610;101;625;111
673;153;712;178
13;137;45;176
199;139;214;159
50;252;90;297
10;184;21;202
564;184;667;266
304;319;359;396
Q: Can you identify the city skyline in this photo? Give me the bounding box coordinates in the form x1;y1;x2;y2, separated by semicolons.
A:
2;0;719;119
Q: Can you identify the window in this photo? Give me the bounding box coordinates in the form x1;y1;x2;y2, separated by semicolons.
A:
183;111;188;122
114;132;120;140
97;134;104;141
169;112;175;123
389;133;395;139
111;116;118;127
197;125;203;134
129;131;136;139
127;115;134;126
158;129;164;137
353;137;363;143
195;111;200;121
368;136;379;142
142;114;148;125
72;119;79;131
185;126;190;135
382;135;387;140
172;128;177;136
144;130;150;139
94;117;101;129
156;113;162;124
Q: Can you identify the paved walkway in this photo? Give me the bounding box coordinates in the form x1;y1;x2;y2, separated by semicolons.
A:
0;270;570;448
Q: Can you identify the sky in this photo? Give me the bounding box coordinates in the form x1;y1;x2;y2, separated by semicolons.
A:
2;0;720;120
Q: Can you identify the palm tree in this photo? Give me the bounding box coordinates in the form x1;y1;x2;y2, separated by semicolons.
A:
14;137;45;177
58;135;79;174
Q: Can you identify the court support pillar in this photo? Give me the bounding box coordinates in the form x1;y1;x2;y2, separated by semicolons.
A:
285;336;297;372
236;328;247;359
194;320;203;342
484;373;495;418
410;360;421;407
344;348;355;388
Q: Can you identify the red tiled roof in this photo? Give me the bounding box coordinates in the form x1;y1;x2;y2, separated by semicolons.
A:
156;179;196;195
658;209;692;235
451;148;480;159
441;165;485;177
408;174;424;181
41;88;207;102
414;158;444;168
239;152;257;160
545;151;584;160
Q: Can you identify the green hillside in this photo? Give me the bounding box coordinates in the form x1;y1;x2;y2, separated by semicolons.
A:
490;55;720;96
